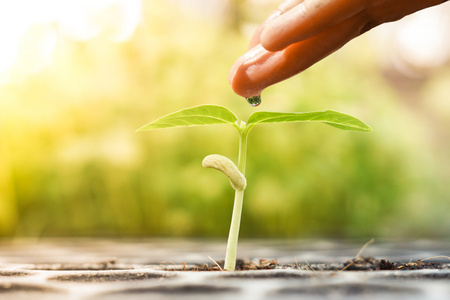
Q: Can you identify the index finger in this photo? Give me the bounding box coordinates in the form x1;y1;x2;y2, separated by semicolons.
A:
229;12;364;99
261;0;365;51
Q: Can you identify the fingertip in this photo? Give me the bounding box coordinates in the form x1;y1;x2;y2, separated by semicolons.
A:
228;57;247;97
228;62;264;99
228;45;268;98
229;67;264;99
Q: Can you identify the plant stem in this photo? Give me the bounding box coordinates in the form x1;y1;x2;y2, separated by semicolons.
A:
237;123;248;174
224;122;249;271
224;189;244;271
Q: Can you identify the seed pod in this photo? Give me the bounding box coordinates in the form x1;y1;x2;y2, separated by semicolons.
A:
202;154;246;191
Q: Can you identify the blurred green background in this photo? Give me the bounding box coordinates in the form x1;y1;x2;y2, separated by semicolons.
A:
1;0;450;239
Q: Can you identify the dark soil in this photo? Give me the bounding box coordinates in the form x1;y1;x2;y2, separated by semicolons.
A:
339;257;444;271
197;259;278;271
174;257;446;272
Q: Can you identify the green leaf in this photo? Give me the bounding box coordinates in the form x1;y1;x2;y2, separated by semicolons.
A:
247;110;372;132
137;105;239;131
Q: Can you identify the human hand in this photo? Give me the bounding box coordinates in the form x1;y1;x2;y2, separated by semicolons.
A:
229;0;447;100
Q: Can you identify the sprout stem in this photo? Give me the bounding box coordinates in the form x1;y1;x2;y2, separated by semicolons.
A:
224;189;244;271
224;122;249;271
237;122;248;174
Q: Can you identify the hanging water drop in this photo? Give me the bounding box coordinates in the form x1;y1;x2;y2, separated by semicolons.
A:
246;96;261;107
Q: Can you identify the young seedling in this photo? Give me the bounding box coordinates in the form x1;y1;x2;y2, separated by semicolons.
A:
137;105;372;271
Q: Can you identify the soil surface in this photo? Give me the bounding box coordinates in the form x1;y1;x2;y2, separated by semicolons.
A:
0;239;449;300
167;256;447;272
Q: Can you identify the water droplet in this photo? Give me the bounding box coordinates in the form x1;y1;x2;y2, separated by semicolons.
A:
246;96;261;107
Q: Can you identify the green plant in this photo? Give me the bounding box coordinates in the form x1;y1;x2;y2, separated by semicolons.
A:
138;104;372;271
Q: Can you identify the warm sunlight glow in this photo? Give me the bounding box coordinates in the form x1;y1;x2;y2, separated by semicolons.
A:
0;2;24;73
374;4;450;76
58;0;142;42
0;0;141;84
395;9;450;69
